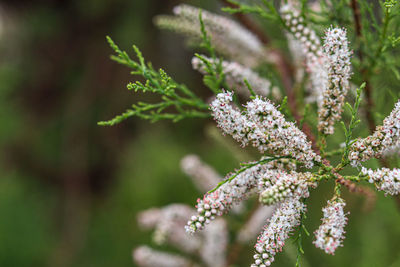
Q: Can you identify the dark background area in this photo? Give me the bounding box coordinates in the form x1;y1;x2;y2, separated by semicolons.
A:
0;1;217;266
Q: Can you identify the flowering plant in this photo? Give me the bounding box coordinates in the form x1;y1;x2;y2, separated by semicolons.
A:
100;1;400;266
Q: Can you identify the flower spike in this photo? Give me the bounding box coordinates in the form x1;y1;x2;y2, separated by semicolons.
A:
318;27;352;135
210;91;320;168
349;100;400;166
314;197;348;254
252;198;306;266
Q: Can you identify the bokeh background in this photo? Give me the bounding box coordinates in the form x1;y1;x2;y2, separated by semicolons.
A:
1;0;400;266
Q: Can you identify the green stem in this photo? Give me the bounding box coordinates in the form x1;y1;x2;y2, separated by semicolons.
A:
295;199;309;267
207;156;292;194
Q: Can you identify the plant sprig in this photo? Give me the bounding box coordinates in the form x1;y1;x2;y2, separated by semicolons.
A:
221;0;280;21
197;11;229;94
340;82;365;166
294;199;310;267
98;37;209;126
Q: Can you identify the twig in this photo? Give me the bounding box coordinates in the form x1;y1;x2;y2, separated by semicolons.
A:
351;0;362;37
335;172;376;210
332;170;375;212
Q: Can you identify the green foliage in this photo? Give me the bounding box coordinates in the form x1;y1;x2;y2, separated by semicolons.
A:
222;0;281;22
384;0;398;11
278;96;295;121
244;79;256;97
340;83;365;166
294;199;310;267
98;37;209;125
195;11;230;94
389;33;400;48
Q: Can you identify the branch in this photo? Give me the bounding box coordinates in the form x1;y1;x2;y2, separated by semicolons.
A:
351;0;362;37
335;172;376;210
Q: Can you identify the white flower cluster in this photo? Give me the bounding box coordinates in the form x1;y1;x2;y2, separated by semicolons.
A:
361;167;400;195
137;204;202;253
201;219;228;267
154;4;266;67
185;163;268;234
185;156;298;234
280;4;327;102
259;170;314;205
182;154;248;214
135;156;235;267
152;205;195;247
280;4;322;62
252;198;305;266
137;207;162;229
136;206;228;267
180;156;314;265
246;96;320;167
133;246;199;267
318;27;352;135
256;158;297;193
349;100;400;166
210;91;320;168
313;198;348;255
258;159;298;192
192;56;274;98
181;154;221;192
138;156;300;267
209;91;248;146
262;157;297;172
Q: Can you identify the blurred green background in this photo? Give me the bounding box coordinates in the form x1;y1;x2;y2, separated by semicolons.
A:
1;0;400;266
